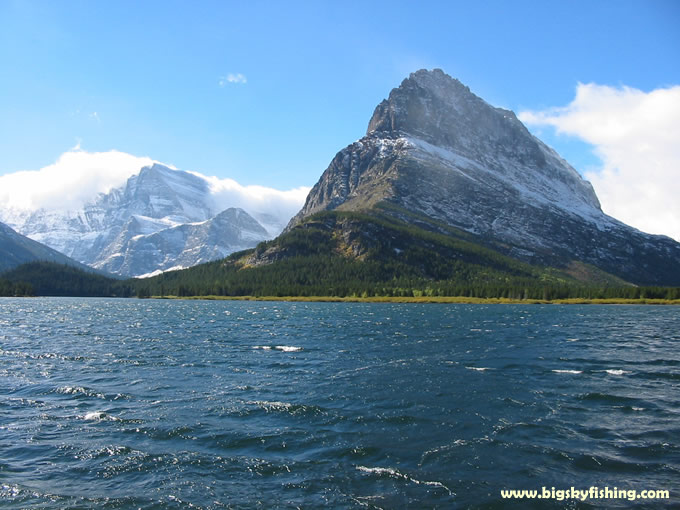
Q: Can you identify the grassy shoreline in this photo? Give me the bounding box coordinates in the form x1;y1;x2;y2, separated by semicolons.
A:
149;295;680;305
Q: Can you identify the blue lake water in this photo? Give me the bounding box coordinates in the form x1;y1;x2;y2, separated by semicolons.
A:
1;298;678;508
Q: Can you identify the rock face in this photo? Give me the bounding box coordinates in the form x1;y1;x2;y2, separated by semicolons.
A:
98;207;269;277
0;221;89;273
2;164;272;277
290;69;680;285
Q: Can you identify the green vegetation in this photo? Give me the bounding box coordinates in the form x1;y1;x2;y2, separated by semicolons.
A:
0;261;133;297
0;277;35;297
146;294;680;305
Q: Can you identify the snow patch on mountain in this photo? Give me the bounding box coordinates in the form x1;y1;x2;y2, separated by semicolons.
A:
404;135;607;229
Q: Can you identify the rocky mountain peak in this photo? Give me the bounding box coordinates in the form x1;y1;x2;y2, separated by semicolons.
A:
119;163;213;223
134;163;204;192
366;69;472;136
139;162;166;174
366;69;476;135
360;69;602;213
292;69;601;228
134;163;172;185
366;69;546;168
367;69;545;158
212;208;269;235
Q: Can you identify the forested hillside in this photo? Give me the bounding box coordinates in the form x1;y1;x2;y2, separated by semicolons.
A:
134;211;680;301
0;262;133;297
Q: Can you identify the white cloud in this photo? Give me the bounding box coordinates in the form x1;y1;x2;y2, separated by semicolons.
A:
519;83;680;242
89;111;101;123
0;148;155;211
219;73;247;86
196;173;309;223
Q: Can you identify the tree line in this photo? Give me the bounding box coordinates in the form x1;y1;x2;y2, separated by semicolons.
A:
2;260;679;301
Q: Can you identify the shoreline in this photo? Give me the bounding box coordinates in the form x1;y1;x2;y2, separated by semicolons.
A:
148;295;680;305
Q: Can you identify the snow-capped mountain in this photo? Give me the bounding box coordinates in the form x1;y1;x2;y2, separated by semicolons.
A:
97;207;269;277
1;164;279;277
290;69;680;285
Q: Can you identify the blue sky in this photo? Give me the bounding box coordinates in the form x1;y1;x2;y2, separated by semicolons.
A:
1;0;679;238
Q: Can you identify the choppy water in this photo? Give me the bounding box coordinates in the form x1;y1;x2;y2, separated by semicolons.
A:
1;298;678;508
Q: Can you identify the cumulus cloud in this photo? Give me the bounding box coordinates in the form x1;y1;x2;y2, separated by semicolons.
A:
219;73;247;86
0;148;156;211
519;83;680;241
198;173;310;226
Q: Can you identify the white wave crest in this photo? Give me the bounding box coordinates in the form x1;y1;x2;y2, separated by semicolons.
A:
247;400;293;411
253;345;302;352
57;386;106;399
552;369;583;374
83;411;107;420
356;466;454;495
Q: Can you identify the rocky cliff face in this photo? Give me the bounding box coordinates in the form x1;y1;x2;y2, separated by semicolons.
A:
290;69;680;285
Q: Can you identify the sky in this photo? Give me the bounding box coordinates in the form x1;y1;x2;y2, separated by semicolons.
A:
1;0;679;239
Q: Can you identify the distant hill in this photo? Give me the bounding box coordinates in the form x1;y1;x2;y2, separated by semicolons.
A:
0;221;92;273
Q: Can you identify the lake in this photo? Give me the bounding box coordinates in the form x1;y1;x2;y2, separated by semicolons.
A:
1;298;678;508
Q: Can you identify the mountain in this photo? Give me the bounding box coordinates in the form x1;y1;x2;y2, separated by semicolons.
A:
287;69;680;286
100;207;270;277
0;221;91;273
1;164;274;277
